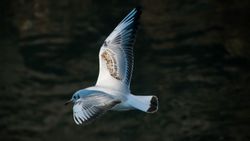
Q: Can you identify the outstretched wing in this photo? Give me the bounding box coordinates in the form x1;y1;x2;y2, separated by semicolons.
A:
73;93;120;125
95;7;141;92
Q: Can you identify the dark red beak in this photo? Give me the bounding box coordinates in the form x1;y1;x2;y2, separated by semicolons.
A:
64;99;72;105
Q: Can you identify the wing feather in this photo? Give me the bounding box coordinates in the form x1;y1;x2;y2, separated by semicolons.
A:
96;7;141;92
73;93;121;125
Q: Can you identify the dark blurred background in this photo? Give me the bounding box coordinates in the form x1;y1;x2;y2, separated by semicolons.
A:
1;0;250;141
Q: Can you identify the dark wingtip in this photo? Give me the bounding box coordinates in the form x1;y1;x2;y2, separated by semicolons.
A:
147;96;158;113
135;6;142;18
132;6;142;32
135;6;142;12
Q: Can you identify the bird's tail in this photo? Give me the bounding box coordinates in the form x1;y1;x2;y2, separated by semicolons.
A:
127;94;158;113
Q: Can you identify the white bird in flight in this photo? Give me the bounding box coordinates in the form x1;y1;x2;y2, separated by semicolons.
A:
65;7;158;125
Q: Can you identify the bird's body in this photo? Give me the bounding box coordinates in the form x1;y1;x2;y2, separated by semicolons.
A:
66;7;159;125
79;86;133;111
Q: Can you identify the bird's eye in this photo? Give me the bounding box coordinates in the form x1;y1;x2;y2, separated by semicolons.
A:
73;96;76;99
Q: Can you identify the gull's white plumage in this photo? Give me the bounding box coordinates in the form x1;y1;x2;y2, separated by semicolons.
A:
95;8;138;92
67;7;159;125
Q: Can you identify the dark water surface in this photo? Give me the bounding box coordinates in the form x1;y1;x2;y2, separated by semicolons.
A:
1;0;250;141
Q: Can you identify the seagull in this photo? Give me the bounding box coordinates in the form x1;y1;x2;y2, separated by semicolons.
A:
65;7;158;125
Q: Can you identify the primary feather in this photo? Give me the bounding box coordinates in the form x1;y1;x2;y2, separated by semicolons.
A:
73;92;121;125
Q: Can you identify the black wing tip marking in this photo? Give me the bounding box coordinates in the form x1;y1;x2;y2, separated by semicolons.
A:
135;6;142;19
122;6;141;43
124;6;142;29
133;6;142;30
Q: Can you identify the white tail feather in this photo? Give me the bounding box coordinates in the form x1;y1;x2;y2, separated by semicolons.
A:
127;94;158;113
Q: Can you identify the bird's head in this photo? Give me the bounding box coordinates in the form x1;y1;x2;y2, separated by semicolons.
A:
64;89;95;105
64;92;80;105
